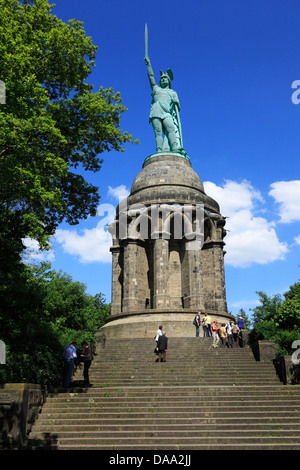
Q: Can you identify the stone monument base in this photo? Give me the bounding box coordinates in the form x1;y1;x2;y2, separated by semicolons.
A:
98;310;234;339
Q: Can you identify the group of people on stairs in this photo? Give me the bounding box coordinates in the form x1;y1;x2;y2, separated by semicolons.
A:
63;340;93;388
193;312;245;348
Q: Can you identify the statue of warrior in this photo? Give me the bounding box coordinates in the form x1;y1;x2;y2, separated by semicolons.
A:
144;56;184;154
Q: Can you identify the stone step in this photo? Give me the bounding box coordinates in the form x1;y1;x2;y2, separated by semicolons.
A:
50;384;293;394
31;409;300;421
94;353;265;359
98;338;243;344
53;443;300;450
39;401;300;412
91;363;271;369
75;381;280;388
96;345;250;351
94;348;254;355
29;435;300;447
48;385;294;391
29;429;300;440
47;442;300;450
94;355;256;361
29;422;300;432
43;391;300;400
87;372;278;379
41;400;300;410
48;388;300;401
31;416;300;427
78;368;280;377
95;349;253;354
74;380;280;386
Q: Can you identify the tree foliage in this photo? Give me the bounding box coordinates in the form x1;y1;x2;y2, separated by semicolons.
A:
0;262;109;386
0;1;133;384
251;280;300;355
0;0;137;254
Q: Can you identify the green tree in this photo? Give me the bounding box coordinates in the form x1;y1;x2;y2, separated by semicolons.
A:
0;262;62;384
0;0;137;259
250;291;283;342
0;262;109;386
251;283;300;356
251;291;283;325
0;1;134;385
274;281;300;330
40;264;110;345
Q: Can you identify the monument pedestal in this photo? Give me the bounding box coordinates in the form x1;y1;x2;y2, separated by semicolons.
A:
99;153;233;339
100;309;234;339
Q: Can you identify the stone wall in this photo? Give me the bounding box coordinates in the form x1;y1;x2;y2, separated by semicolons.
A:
0;383;46;448
99;311;235;339
250;340;300;385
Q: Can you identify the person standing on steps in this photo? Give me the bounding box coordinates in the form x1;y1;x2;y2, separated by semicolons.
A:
202;315;208;337
237;316;245;347
155;325;163;343
212;320;220;348
204;313;212;337
219;324;227;348
156;331;168;362
237;316;245;330
193;312;201;337
154;325;163;359
63;341;77;388
225;321;234;348
232;322;240;348
80;341;93;387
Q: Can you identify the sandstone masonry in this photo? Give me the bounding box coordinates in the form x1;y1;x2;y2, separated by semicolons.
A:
100;152;233;338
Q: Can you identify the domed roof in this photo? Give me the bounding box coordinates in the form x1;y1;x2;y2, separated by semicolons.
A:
128;153;220;213
131;153;204;194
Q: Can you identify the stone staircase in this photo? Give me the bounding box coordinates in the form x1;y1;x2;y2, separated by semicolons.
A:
27;336;300;450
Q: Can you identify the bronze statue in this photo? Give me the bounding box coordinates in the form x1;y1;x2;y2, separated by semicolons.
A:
144;24;185;155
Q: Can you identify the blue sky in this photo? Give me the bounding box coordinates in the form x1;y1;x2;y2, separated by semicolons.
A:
24;0;300;320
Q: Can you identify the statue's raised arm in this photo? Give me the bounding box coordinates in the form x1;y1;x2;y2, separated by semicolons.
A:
144;57;156;89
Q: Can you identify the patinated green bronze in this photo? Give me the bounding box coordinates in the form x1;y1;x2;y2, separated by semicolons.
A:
144;24;185;155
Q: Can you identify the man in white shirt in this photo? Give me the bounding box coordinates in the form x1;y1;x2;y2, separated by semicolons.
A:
63;341;77;388
225;322;234;348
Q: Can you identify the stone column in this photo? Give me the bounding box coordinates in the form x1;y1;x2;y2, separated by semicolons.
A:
152;237;170;309
182;239;205;310
110;245;123;315
202;241;227;313
214;242;228;313
122;239;140;313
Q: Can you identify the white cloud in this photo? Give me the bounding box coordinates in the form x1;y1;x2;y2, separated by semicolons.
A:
204;179;264;217
23;185;129;266
269;180;300;223
224;209;288;267
108;184;130;201
295;235;300;246
22;238;55;263
55;227;112;264
54;185;130;264
203;179;289;267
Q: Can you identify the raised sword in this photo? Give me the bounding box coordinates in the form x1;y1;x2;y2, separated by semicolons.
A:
145;23;149;60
